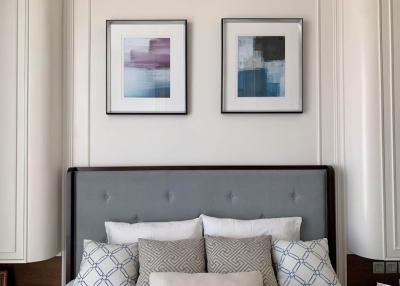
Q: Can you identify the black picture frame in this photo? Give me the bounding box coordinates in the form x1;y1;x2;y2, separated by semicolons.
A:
106;19;188;115
221;18;303;114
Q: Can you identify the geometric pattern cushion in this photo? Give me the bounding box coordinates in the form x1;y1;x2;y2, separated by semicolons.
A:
74;240;138;286
272;239;341;286
205;235;278;286
136;238;206;286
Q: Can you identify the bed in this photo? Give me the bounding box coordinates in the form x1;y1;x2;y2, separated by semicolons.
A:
65;165;336;284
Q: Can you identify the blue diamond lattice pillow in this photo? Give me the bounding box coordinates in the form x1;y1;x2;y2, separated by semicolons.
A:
75;240;138;286
272;238;341;286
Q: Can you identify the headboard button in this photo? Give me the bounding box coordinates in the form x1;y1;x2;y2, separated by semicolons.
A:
166;191;174;203
290;191;301;204
132;214;139;223
103;193;111;204
227;192;237;204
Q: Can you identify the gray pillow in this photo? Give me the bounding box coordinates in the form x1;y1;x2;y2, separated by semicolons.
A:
137;238;206;286
74;240;138;286
205;235;278;286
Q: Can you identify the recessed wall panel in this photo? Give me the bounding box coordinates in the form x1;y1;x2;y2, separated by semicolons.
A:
0;0;18;254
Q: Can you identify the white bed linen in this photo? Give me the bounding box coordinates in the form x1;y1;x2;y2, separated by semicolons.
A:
66;280;74;286
201;215;301;241
105;218;202;244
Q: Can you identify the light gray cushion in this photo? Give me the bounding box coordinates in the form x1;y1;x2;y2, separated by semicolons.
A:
137;238;206;286
74;240;138;286
149;271;263;286
205;235;278;286
272;239;341;286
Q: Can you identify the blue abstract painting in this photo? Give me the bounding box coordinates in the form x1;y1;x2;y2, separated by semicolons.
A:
124;37;170;98
238;36;285;97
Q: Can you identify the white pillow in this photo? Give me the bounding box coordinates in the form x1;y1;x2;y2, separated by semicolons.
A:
105;218;202;244
149;271;263;286
201;215;301;241
272;238;341;286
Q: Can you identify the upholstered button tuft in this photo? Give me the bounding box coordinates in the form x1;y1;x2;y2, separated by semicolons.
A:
132;214;139;222
227;192;236;204
165;191;174;203
103;192;111;203
290;191;301;204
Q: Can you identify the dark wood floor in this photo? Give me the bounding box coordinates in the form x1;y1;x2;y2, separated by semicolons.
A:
1;255;400;285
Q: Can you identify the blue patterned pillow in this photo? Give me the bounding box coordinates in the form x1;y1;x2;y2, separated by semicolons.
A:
75;240;138;286
272;239;341;286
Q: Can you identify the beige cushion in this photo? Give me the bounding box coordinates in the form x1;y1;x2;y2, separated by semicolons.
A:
205;235;278;286
201;215;302;241
137;238;206;286
149;271;263;286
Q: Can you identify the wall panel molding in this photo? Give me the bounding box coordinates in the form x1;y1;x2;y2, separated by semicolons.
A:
333;0;347;281
392;0;400;255
16;0;28;262
315;0;322;165
72;0;91;166
62;0;75;282
0;0;28;262
320;0;346;283
382;0;400;258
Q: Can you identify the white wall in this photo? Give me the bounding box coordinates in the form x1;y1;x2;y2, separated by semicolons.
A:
65;0;346;282
69;0;327;166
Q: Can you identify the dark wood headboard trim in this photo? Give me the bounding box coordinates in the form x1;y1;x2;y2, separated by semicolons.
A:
66;165;336;282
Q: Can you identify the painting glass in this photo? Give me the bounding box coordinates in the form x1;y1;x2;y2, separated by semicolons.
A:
124;37;170;98
238;36;285;97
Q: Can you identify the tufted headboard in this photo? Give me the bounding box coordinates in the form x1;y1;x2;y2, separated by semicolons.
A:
65;166;336;282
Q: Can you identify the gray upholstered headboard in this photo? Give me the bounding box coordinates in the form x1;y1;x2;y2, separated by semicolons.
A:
66;166;335;282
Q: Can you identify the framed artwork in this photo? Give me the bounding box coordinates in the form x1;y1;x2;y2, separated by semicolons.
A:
107;20;187;114
221;18;303;113
0;271;7;286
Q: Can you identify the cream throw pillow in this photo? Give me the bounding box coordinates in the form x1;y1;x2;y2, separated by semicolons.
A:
205;235;278;286
201;215;301;241
105;218;202;244
149;271;263;286
137;238;206;286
